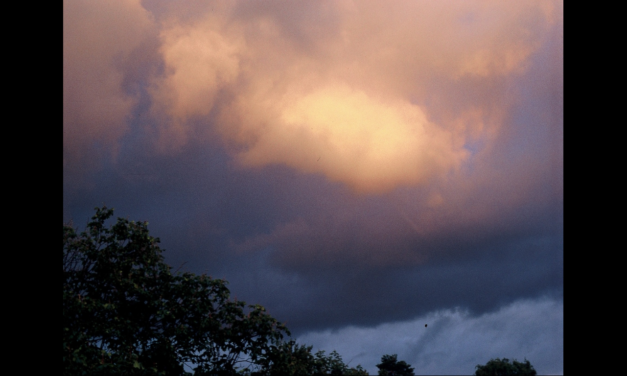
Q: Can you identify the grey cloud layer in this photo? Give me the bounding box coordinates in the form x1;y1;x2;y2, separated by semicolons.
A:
297;297;563;375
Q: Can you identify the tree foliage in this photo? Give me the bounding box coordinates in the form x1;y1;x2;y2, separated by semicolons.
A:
63;207;289;375
376;354;415;376
63;206;371;375
474;358;537;376
251;340;368;376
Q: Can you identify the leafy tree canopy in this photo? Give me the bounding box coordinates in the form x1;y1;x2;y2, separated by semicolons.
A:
63;207;289;375
474;358;537;376
251;340;368;376
376;354;415;376
63;206;369;376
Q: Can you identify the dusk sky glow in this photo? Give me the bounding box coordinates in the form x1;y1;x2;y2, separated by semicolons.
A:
63;1;563;374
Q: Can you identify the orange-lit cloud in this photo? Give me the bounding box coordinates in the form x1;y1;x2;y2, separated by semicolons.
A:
64;0;562;194
63;0;156;170
147;0;561;193
224;84;467;193
148;8;245;149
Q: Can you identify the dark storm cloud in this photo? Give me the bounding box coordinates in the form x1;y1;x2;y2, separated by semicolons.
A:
226;226;562;335
64;125;560;329
64;125;562;336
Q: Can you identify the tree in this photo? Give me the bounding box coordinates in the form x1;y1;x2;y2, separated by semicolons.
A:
312;349;369;376
474;358;537;376
376;354;415;376
63;206;289;375
250;340;368;376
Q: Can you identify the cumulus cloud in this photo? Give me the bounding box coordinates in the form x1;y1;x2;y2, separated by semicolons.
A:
64;0;562;309
63;1;562;193
62;0;564;272
144;0;561;193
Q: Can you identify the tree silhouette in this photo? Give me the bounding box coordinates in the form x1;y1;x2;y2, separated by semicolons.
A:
63;206;288;375
474;358;537;376
63;206;369;375
376;354;415;376
251;340;368;376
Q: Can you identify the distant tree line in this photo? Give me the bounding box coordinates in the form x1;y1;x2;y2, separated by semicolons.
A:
474;358;537;376
63;206;535;375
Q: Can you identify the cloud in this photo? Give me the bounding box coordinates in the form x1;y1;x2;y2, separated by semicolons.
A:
63;1;562;194
63;0;156;172
230;136;563;271
63;1;563;353
147;8;245;149
231;84;468;193
296;296;563;375
144;0;561;193
63;0;562;297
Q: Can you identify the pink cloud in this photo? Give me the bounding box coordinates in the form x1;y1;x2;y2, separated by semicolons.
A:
63;0;156;171
146;0;561;193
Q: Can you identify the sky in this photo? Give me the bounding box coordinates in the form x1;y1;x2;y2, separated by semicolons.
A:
63;1;563;374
